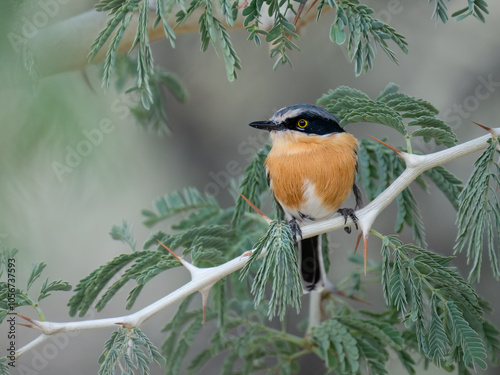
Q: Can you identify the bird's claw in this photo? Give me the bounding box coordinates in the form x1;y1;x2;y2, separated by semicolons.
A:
337;208;358;234
288;218;302;243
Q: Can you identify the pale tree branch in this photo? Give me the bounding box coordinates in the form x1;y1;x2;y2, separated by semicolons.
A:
15;127;499;359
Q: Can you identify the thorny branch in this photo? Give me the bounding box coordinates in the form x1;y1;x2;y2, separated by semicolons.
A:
14;127;499;359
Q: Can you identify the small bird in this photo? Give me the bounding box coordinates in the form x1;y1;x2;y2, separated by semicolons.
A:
249;104;361;292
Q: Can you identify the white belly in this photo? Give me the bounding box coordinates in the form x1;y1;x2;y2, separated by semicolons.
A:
280;180;335;224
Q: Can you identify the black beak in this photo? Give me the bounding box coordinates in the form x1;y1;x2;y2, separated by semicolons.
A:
248;120;283;131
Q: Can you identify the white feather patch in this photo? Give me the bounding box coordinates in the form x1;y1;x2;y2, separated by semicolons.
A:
300;180;334;222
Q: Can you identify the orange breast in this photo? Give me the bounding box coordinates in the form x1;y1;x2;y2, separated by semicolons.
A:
266;131;358;215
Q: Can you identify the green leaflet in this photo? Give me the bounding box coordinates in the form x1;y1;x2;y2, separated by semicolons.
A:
411;127;456;147
27;262;47;291
317;86;370;106
162;295;200;375
338;317;404;351
389;246;407;313
95;251;179;311
268;13;300;70
198;0;241;80
355;337;389;375
311;319;360;373
37;279;72;302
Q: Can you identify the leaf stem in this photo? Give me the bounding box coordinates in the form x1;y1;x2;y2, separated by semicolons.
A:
406;136;413;154
34;304;46;322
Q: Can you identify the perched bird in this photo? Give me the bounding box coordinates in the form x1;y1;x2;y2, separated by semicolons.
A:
249;104;361;292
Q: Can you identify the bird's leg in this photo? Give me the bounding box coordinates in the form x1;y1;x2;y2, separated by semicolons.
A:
337;208;358;234
288;218;302;243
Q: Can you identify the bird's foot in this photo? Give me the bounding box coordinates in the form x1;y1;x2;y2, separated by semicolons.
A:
288;218;302;243
337;208;358;234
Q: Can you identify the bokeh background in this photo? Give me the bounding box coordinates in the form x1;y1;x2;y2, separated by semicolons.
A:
0;0;499;374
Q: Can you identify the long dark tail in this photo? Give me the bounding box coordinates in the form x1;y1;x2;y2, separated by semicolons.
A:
298;235;325;292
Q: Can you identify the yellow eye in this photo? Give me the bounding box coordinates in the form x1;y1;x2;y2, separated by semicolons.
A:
297;119;308;128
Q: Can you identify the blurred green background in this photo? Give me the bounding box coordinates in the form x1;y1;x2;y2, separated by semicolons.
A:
0;0;499;374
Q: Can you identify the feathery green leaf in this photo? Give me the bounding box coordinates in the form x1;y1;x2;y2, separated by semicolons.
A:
427;294;448;365
241;220;301;320
38;279;72;301
110;220;137;251
27;262;46;291
446;301;487;370
455;137;500;281
98;328;165;375
143;187;218;227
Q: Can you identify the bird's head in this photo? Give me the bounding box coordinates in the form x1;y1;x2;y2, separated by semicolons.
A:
249;104;344;136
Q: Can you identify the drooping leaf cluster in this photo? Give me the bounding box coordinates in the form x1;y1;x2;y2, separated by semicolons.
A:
177;0;241;80
324;0;408;76
455;136;500;282
241;219;302;320
89;0;488;109
311;312;414;375
378;234;496;371
98;327;165;375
